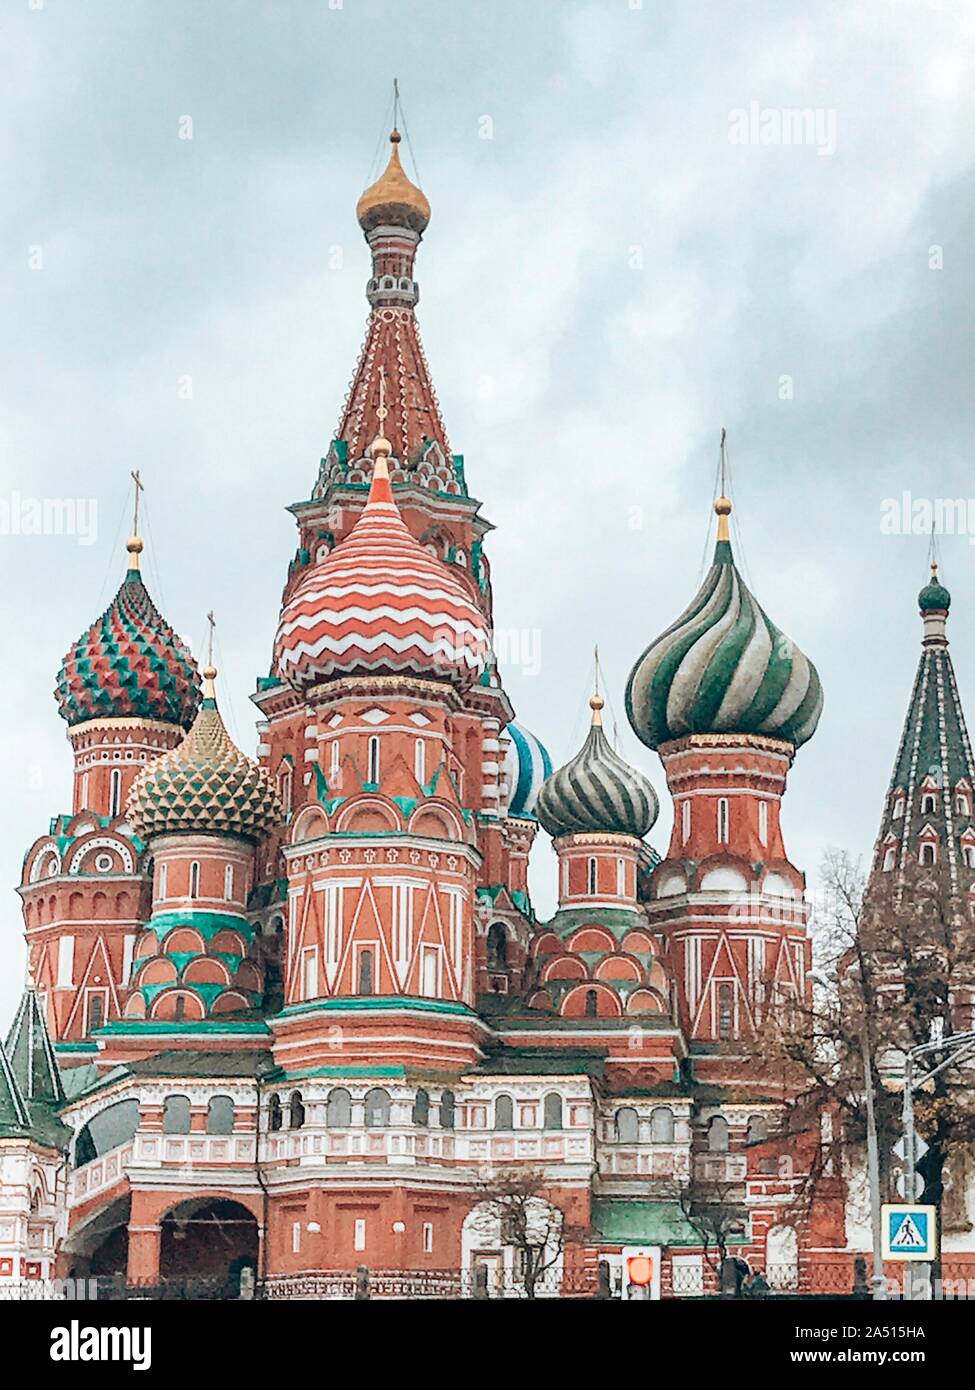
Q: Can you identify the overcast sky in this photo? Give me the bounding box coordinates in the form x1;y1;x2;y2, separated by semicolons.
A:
2;0;973;1027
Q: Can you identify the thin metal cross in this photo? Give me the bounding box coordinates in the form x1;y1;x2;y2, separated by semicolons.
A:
206;610;216;667
130;469;144;533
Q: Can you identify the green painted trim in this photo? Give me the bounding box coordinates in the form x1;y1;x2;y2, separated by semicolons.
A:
277;996;478;1020
94;1020;270;1036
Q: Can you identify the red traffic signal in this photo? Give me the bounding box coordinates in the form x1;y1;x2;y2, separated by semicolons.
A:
626;1254;654;1287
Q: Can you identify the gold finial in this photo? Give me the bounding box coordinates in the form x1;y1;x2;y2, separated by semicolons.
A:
203;612;217;699
369;370;393;475
127;469;145;569
715;495;732;542
590;692;605;727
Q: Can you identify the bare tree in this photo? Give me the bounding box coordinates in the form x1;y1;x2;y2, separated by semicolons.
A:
669;1174;748;1278
470;1167;590;1299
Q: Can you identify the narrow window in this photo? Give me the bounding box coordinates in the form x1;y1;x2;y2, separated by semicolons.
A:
883;848;896;872
708;1115;729;1152
957;795;970;817
717;798;729;844
421;946;439;997
617;857;626;896
268;1094;283;1132
302;948;318;1001
414;739;426;786
587;857;598;895
325;1088;352;1127
289;1091;305;1129
162;1095;191;1135
758;801;768;847
682;799;691;843
717;982;734;1039
292;1222;301;1254
413;1089;430;1126
893;797;905;819
964;846;975;869
367;736;380;784
364;1088;390;1127
439;1089;455;1130
922;793;937;815
584;988;598;1017
494;1094;514;1130
207;1096;235;1135
543;1092;563;1131
920;842;937;866
86;991;105;1033
650;1106;675;1143
423;1222;433;1254
80;771;89;810
278;765;293;814
158;862;168;899
358;948;374;995
189;861;200;899
354;1218;366;1252
330;739;340;780
224;863;234;901
487;923;508;971
615;1107;639;1143
109;768;122;818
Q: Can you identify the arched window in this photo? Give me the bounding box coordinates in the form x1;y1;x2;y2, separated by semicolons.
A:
109;768;122;818
364;1087;391;1127
584;988;598;1017
543;1092;563;1131
964;846;975;869
412;1088;430;1127
439;1089;456;1130
224;864;234;901
486;922;508;971
268;1093;283;1132
758;801;768;846
717;798;729;844
587;858;598;895
922;793;937;815
162;1094;191;1135
206;1095;235;1135
746;1114;768;1144
358;948;374;995
289;1090;305;1129
617;857;626;897
277;764;293;814
615;1106;639;1143
325;1087;351;1127
158;861;168;898
682;799;691;843
189;861;200;899
883;848;896;872
650;1106;675;1143
717;981;734;1039
957;794;970;817
414;739;426;786
893;797;905;819
494;1094;514;1131
920;842;937;866
367;736;380;785
707;1115;729;1152
330;739;340;781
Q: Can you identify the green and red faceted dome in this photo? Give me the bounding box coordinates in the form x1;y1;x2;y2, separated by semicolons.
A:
274;442;491;693
55;537;201;729
126;666;281;841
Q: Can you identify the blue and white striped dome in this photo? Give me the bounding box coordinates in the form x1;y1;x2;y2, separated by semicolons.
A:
504;721;552;819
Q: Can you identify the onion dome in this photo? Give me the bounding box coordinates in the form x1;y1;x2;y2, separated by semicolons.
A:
126;665;281;840
536;694;659;840
55;535;201;729
626;497;823;750
356;130;431;235
504;720;553;819
274;440;491;692
919;561;951;613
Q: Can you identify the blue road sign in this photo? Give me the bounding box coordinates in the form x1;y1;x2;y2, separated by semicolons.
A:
881;1204;937;1261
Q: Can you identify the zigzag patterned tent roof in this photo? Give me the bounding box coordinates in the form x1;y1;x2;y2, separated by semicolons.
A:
275;455;490;692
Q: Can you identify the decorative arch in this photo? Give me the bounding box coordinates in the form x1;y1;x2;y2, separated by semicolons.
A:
66;835;135;876
408;801;466;842
560;982;622;1018
334;797;401;834
565;925;616;955
594;954;642;983
541;955;587;983
291;805;330;843
149;990;206;1021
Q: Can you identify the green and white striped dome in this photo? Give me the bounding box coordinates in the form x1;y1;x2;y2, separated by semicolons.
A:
536;695;659;839
626;499;823;751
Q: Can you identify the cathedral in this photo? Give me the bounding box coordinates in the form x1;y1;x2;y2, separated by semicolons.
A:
1;123;972;1300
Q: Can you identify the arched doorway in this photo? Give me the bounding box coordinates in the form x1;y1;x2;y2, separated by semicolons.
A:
62;1195;131;1281
159;1198;259;1294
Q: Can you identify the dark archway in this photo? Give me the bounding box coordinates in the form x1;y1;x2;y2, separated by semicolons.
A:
159;1198;259;1293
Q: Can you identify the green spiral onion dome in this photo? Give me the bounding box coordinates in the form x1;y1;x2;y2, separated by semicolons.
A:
919;562;951;613
55;536;201;729
127;667;282;841
626;498;823;751
536;695;659;839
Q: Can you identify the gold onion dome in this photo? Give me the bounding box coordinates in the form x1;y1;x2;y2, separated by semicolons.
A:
356;129;431;234
126;666;281;841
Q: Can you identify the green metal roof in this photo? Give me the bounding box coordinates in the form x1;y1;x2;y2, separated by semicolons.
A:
592;1199;710;1248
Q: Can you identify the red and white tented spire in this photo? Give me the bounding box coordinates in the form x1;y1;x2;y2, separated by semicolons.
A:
274;429;491;693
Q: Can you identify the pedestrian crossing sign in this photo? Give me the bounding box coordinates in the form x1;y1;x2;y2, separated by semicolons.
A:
881;1204;937;1261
